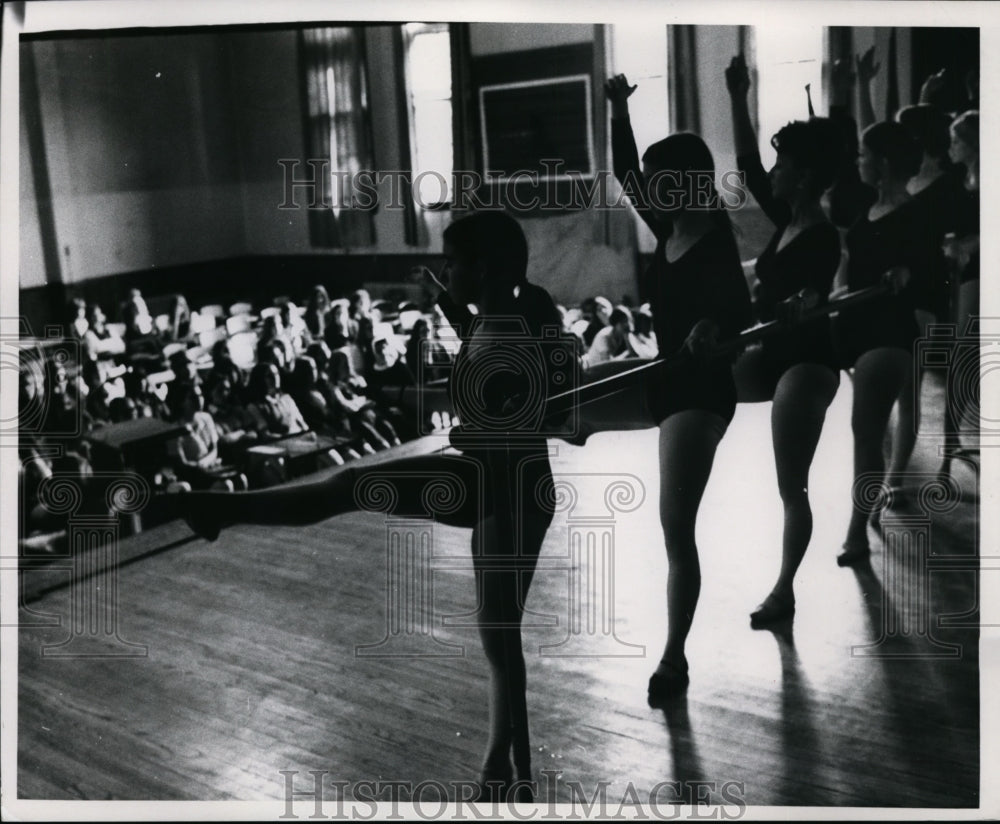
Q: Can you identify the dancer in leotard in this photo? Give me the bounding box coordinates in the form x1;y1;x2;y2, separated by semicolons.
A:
889;104;968;486
606;74;752;703
170;211;573;800
832;122;935;566
725;54;844;625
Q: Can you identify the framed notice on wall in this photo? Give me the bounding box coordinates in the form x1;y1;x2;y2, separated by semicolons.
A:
479;74;595;181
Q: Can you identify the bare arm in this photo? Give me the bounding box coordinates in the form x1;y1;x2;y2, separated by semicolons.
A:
855;47;879;131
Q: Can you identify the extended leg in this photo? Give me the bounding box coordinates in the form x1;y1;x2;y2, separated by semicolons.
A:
171;448;488;538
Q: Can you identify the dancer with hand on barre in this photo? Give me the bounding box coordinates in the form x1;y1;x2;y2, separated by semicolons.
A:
725;53;845;626
606;72;753;704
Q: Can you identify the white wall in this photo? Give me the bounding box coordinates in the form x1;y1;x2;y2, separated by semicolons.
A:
22;35;246;285
469;23;594;56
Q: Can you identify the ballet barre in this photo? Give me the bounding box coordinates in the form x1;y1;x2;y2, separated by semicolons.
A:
542;283;891;420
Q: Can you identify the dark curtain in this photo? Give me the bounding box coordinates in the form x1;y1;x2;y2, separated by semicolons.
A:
299;27;375;249
393;26;422;246
450;22;476;200
668;25;701;134
886;28;900;118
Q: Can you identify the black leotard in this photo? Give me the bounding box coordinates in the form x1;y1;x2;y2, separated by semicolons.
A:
739;151;842;379
612;116;752;424
833;200;934;366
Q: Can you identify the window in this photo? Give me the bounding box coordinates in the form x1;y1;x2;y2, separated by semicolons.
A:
403;23;453;206
608;24;669;252
608;23;669;166
752;25;825;166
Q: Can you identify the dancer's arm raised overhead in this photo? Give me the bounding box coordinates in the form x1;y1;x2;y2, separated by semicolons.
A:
855;46;880;131
727;53;791;229
605;74;662;240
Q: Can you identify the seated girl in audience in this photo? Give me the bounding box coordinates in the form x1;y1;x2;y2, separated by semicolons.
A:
582;305;634;370
207;340;244;397
122;368;170;420
326;350;399;450
280;302;308;358
41;357;93;437
68;297;89;339
304;285;331;342
80;358;114;426
122;289;166;365
244;362;309;439
165;381;246;491
166;294;194;344
83;303;126;361
259;315;296;367
405;318;452;383
202;372;260;458
630;304;658;359
324;300;352;350
287;355;343;437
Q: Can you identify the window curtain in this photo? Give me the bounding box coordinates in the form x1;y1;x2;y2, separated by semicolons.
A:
886;28;900;118
299;27;375;249
667;25;701;134
449;23;476;208
393;26;423;246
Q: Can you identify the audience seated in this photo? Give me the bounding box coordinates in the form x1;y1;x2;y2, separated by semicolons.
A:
582;305;635;370
83;303;127;361
304;285;331;342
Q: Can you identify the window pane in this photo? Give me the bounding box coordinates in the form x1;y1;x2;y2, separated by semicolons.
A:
754;25;824;167
610;24;669;160
406;25;453;203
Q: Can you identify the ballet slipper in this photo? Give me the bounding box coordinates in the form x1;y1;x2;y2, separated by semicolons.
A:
647;659;689;707
476;761;514;803
837;540;871;567
750;592;795;627
163;486;223;543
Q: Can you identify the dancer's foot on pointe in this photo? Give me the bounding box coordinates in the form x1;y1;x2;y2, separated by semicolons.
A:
647;657;689;707
837;538;871;567
750;590;795;628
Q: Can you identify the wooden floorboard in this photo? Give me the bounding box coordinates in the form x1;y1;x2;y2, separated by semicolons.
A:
16;374;980;808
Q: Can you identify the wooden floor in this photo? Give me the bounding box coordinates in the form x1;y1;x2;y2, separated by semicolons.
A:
16;372;980;808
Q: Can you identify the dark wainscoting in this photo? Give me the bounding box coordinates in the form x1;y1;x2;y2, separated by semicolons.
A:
18;253;447;335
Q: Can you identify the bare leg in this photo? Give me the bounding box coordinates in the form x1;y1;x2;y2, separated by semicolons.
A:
655;409;728;691
172;449;488;536
474;490;551;790
841;347;911;564
888;310;934;484
752;363;839;622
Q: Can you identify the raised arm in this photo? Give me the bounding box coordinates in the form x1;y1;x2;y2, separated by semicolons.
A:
726;53;790;228
606;74;662;240
855;46;879;131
